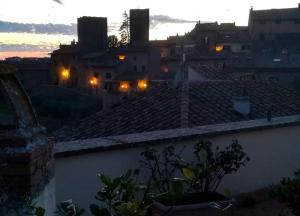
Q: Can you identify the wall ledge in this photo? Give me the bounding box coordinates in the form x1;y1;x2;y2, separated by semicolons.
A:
54;115;300;158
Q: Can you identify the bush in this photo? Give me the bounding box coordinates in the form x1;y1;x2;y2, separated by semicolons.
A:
181;140;250;193
272;170;300;216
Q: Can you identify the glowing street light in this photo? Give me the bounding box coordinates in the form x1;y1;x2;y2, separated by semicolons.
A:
215;44;224;52
137;80;148;91
117;54;126;61
119;81;130;92
61;68;70;80
90;77;98;86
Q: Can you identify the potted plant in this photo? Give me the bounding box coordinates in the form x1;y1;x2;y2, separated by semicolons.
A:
272;169;300;216
149;140;250;216
89;169;151;216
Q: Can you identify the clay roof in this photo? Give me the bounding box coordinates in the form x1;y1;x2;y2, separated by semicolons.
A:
54;80;300;141
189;64;234;80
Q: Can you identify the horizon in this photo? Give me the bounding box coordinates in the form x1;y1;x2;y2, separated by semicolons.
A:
0;0;299;59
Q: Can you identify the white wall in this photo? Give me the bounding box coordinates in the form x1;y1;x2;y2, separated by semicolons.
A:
54;125;300;213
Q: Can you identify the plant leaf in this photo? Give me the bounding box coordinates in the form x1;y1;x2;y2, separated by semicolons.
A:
182;167;196;181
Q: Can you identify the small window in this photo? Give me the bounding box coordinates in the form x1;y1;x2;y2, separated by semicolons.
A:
275;20;281;24
106;73;111;79
134;65;137;72
104;83;109;90
142;65;146;72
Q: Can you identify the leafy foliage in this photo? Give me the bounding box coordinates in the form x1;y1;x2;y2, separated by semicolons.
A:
55;200;85;216
272;170;300;216
90;170;150;216
181;140;250;193
108;35;119;48
140;146;184;194
119;11;130;46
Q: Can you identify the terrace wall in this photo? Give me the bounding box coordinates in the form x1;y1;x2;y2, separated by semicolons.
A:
54;116;300;212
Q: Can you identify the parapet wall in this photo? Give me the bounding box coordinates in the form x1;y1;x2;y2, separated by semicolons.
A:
54;115;300;211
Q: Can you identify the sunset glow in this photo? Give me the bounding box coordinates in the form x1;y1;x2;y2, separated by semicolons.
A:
1;0;300;59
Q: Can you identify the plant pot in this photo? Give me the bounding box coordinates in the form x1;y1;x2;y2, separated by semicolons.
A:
151;192;234;216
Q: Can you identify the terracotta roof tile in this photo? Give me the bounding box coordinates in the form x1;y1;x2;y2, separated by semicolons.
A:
54;80;300;141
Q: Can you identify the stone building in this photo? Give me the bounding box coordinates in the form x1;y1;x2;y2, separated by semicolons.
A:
249;4;300;40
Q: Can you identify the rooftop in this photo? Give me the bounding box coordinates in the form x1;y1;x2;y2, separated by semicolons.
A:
54;80;300;142
189;64;234;80
250;5;300;21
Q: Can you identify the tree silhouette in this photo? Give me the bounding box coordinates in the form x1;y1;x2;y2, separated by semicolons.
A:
108;35;119;48
119;11;130;46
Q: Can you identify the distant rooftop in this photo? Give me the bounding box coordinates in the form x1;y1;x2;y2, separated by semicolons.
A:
54;80;300;142
250;4;300;21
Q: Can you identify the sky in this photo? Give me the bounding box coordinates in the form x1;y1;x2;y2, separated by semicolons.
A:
0;0;299;59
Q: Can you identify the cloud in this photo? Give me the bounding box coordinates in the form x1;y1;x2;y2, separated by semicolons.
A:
0;43;56;52
150;15;197;28
0;20;76;35
52;0;63;5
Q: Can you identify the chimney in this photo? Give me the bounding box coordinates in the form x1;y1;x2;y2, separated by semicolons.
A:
233;88;251;116
0;65;54;213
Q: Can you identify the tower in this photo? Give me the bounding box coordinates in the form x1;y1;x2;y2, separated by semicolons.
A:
77;16;108;52
129;9;150;44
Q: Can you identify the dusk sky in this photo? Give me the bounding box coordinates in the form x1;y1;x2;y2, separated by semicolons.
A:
0;0;299;59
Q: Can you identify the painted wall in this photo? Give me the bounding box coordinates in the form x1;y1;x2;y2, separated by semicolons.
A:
54;125;300;213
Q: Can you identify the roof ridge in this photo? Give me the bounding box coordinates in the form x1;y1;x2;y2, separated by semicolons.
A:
180;81;189;128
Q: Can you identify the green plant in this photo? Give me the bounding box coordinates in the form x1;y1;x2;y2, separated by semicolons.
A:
272;170;300;216
90;170;150;216
153;179;184;206
182;140;250;193
140;146;184;194
55;200;85;216
2;197;46;216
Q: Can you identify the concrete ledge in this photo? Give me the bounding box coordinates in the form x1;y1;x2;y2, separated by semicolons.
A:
54;115;300;158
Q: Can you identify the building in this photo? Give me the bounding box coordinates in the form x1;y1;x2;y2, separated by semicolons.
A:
130;9;150;45
51;10;162;109
249;4;300;40
0;57;51;93
77;16;108;53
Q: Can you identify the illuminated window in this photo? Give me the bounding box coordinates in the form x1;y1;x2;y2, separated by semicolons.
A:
137;80;148;91
119;81;130;92
117;54;126;61
61;68;70;80
215;44;224;52
161;65;169;73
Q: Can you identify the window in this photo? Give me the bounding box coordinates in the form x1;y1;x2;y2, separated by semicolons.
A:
106;72;111;79
259;34;265;41
275;20;281;24
142;65;146;72
104;83;109;90
134;65;137;72
133;56;137;61
242;45;251;50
